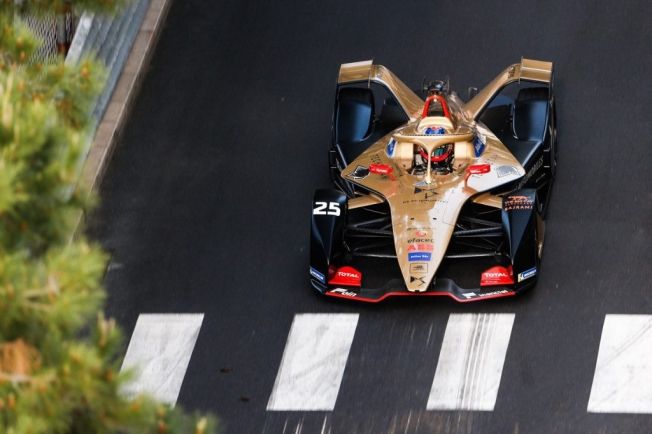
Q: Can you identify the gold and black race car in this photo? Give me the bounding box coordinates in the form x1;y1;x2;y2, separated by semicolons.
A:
310;59;557;302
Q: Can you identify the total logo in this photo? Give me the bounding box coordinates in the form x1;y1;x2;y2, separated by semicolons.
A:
485;271;510;278
327;265;363;287
336;271;360;279
480;265;514;287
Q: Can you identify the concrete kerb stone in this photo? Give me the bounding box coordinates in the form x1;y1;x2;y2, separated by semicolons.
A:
73;0;173;237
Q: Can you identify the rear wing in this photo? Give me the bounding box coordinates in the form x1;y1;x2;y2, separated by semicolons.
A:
338;60;424;120
464;58;554;120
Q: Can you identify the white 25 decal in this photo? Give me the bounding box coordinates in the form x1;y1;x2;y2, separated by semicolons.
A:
313;201;341;216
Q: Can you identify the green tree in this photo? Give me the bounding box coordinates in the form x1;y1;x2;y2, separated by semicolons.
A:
0;1;216;432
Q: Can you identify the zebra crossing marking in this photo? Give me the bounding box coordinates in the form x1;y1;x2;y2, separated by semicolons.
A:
120;313;204;406
267;313;359;411
588;314;652;413
427;313;515;411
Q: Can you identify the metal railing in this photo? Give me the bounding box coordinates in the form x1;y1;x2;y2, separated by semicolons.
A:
66;0;150;131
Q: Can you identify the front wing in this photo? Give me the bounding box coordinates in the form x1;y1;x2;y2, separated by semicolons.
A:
311;277;532;303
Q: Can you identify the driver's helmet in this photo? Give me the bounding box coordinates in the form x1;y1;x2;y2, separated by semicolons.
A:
432;145;451;161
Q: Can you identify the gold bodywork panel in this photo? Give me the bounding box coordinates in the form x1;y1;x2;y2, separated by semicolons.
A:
472;192;503;208
342;125;524;292
338;60;424;119
464;58;553;120
348;193;385;210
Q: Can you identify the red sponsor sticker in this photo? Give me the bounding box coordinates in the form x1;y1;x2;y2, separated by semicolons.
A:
369;163;393;176
328;266;362;287
407;243;433;252
480;265;514;287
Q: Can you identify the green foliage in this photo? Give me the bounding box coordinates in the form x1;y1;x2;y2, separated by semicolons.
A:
0;3;217;433
2;1;123;17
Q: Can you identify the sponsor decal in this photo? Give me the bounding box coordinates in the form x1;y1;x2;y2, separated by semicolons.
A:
330;288;357;297
473;133;486;157
479;289;510;298
480;265;514;287
349;165;369;180
328;266;362;287
414;187;437;195
407;243;433;252
386;138;397;157
424;190;437;200
408;252;431;262
410;263;428;274
407;188;438;203
516;156;543;189
408;237;434;244
496;165;519;178
410;275;426;286
517;267;537;282
462;289;510;299
504;195;534;211
369;163;393;176
310;267;325;283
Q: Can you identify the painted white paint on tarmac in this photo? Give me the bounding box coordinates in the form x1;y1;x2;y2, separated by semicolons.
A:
427;313;515;411
267;313;359;411
588;314;652;413
120;313;204;406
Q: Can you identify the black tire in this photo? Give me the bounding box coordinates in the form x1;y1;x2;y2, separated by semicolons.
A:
540;97;557;218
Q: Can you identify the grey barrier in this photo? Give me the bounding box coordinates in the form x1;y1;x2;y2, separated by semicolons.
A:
66;0;150;131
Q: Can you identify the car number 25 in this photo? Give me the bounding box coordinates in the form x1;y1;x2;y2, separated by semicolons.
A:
313;201;341;216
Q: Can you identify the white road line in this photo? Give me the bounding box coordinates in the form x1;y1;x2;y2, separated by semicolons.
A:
588;314;652;413
267;313;359;411
120;313;204;406
427;313;515;411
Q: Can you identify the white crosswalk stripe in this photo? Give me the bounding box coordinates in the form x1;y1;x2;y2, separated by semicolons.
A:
588;314;652;413
427;313;515;411
120;313;204;406
267;313;359;411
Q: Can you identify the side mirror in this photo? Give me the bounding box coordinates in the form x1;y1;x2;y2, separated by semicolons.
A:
465;164;491;187
467;86;478;100
369;163;393;176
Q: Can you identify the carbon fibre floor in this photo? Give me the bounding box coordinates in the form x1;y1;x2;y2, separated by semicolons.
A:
89;0;652;432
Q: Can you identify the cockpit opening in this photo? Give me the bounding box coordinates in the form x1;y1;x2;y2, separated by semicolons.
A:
410;143;454;176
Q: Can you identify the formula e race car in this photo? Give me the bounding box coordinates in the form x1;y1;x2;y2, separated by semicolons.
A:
309;58;556;302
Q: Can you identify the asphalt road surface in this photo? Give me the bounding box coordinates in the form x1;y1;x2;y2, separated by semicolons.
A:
89;1;652;433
